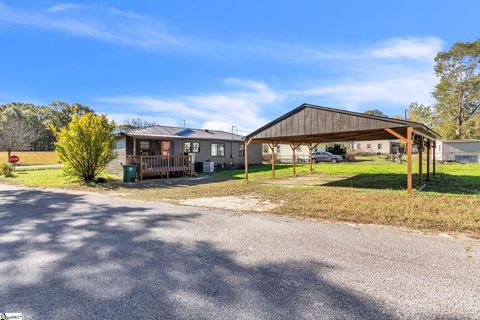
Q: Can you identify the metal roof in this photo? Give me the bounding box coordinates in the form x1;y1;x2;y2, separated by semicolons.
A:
244;103;441;143
118;125;244;141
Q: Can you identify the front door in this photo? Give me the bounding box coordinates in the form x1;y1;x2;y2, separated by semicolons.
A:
161;141;171;156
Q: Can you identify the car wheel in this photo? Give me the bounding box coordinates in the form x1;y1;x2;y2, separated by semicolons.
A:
331;158;337;163
312;158;318;163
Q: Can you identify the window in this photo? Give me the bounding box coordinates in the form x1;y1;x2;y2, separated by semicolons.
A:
356;143;361;149
239;144;245;157
366;144;372;149
378;143;383;150
276;145;281;153
192;142;200;153
184;142;191;153
211;143;225;157
184;142;200;153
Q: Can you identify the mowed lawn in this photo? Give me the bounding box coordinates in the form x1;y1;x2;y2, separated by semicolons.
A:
1;156;480;238
0;151;59;165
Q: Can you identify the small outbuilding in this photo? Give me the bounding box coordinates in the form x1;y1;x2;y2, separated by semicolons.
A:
244;103;441;193
435;140;480;163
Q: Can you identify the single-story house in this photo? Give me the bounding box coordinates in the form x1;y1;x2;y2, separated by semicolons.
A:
108;125;263;178
264;144;326;163
350;140;402;154
435;140;480;163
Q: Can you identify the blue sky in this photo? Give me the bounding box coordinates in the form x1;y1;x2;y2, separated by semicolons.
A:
0;1;478;132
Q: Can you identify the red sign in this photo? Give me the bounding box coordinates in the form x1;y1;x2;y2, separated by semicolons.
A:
8;155;19;163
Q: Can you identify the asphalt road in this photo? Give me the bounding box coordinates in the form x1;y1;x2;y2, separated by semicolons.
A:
1;184;479;319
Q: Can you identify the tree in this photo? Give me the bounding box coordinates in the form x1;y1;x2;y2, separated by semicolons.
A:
364;109;386;117
51;113;116;182
433;39;480;139
118;118;159;130
48;101;94;130
0;104;40;161
407;102;437;128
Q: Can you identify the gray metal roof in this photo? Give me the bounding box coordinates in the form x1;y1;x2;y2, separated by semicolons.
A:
118;125;244;141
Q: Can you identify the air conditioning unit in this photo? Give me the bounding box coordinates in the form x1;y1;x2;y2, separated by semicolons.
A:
203;161;215;173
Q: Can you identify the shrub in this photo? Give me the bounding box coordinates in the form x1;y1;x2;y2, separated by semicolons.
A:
50;112;116;182
0;162;14;177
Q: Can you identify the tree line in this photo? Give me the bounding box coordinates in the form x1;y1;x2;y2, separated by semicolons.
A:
0;102;94;159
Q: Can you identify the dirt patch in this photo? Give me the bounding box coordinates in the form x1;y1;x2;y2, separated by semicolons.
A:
180;195;282;212
261;174;351;187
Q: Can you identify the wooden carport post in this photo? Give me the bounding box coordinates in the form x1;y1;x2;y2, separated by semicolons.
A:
268;142;279;178
426;139;431;181
244;138;251;180
418;136;423;186
406;127;413;194
307;143;319;174
290;142;302;176
432;141;436;175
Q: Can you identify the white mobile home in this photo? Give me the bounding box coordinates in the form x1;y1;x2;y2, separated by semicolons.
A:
435;140;480;163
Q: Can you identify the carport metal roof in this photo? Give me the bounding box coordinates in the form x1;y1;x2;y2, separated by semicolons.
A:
244;103;440;144
243;103;441;194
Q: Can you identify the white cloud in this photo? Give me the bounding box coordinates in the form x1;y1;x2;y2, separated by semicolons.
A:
296;72;436;111
369;37;443;60
47;3;81;13
97;79;283;133
285;37;442;113
0;4;183;48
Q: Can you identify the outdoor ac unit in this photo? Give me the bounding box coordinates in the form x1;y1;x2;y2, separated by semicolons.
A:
203;161;215;173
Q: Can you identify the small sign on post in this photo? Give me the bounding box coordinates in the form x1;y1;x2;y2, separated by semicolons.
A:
8;154;19;171
8;155;19;164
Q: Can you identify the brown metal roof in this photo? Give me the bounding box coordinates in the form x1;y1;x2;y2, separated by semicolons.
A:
244;103;441;143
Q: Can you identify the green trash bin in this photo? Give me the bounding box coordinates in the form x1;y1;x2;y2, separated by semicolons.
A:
122;164;137;183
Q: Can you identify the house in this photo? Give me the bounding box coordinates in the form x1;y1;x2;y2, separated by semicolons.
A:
435;140;480;163
349;140;402;154
264;144;326;163
108;125;263;178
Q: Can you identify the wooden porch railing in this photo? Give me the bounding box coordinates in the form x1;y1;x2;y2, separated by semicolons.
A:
126;155;193;180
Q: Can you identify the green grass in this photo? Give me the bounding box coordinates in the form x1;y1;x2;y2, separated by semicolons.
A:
213;156;480;195
1;156;479;238
0;168;117;188
0;151;59;166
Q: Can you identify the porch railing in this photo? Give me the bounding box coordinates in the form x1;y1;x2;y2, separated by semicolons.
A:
126;155;193;180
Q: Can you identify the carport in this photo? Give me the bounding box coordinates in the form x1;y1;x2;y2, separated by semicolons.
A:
244;104;441;194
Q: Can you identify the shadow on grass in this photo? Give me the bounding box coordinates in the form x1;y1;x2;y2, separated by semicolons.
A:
0;188;394;319
323;173;480;195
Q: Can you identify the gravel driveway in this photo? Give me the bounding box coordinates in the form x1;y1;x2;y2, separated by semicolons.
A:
1;184;479;319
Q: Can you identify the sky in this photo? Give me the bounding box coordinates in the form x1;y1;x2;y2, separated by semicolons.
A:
0;1;479;133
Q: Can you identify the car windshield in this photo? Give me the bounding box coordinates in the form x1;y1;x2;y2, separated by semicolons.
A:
325;152;333;156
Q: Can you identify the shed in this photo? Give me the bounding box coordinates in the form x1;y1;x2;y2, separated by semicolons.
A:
435;140;480;163
243;103;441;193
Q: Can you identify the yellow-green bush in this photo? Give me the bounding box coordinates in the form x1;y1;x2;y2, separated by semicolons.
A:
50;112;116;182
0;162;13;177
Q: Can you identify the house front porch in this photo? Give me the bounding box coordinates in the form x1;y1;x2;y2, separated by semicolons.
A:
126;155;193;180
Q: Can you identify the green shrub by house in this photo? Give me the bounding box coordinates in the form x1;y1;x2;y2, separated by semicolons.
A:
51;112;115;182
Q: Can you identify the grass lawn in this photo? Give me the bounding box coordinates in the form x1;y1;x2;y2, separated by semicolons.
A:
0;168;117;188
1;156;479;238
0;151;59;166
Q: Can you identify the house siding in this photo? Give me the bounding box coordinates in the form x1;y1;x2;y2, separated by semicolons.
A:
107;136;127;176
